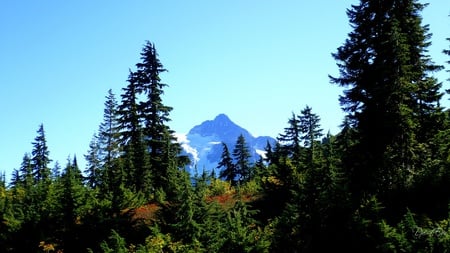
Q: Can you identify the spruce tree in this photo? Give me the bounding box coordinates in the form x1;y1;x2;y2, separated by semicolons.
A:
18;153;33;189
98;89;120;169
117;72;150;192
132;41;185;190
51;161;61;180
118;72;142;148
84;134;102;188
60;156;85;252
135;42;173;152
217;142;236;185
31;124;51;182
232;134;252;183
9;169;20;189
330;0;444;196
97;90;122;195
263;141;274;164
298;106;323;166
277;112;302;163
445;33;450;81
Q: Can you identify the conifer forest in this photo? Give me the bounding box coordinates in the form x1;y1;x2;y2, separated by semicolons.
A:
2;1;450;252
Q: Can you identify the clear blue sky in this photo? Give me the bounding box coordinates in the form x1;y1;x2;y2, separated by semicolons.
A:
0;1;449;178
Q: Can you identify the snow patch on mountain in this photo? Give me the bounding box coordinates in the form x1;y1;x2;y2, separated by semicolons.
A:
175;133;199;164
255;149;267;159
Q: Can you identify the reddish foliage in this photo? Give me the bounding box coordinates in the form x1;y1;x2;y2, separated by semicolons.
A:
207;193;234;205
128;203;160;225
206;192;258;209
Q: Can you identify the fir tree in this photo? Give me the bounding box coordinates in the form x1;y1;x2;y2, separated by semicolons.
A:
31;124;51;182
232;134;252;183
60;156;86;252
277;112;302;163
445;32;450;82
132;41;185;190
253;156;266;179
98;89;120;168
117;71;142;147
97;90;122;195
52;161;61;180
169;171;201;244
330;0;444;196
117;72;150;192
135;42;172;158
9;169;20;189
18;153;33;189
217;142;236;185
84;134;102;188
298;106;323;166
263;140;274;164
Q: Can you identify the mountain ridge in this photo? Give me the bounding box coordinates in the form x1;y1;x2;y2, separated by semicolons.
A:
177;113;276;175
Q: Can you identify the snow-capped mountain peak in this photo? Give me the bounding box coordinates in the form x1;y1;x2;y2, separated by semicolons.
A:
178;114;276;174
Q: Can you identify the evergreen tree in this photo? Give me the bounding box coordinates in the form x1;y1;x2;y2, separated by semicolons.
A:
132;41;185;190
9;169;20;189
84;134;102;188
263;141;274;164
135;42;171;160
277;112;302;162
98;89;120;169
221;191;271;252
59;156;85;252
217;142;236;185
445;32;450;81
117;72;142;147
232;134;252;183
298;106;323;166
97;90;122;195
117;72;150;193
18;153;33;189
321;131;338;170
253;156;266;179
169;170;201;244
31;124;51;182
330;0;444;196
52;161;61;180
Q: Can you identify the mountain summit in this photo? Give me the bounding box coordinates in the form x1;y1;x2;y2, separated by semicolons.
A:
188;114;251;140
177;114;276;175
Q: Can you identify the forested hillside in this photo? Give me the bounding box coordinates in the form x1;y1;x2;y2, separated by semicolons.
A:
1;0;450;252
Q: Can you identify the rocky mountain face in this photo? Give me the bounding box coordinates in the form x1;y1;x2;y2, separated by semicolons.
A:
176;114;276;175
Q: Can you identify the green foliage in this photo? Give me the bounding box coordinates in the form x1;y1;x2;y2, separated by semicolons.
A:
379;211;450;252
445;33;450;81
220;196;271;252
100;230;128;253
207;178;232;196
331;0;444;199
2;10;450;251
232;134;252;183
31;124;52;183
277;112;302;162
218;142;236;184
